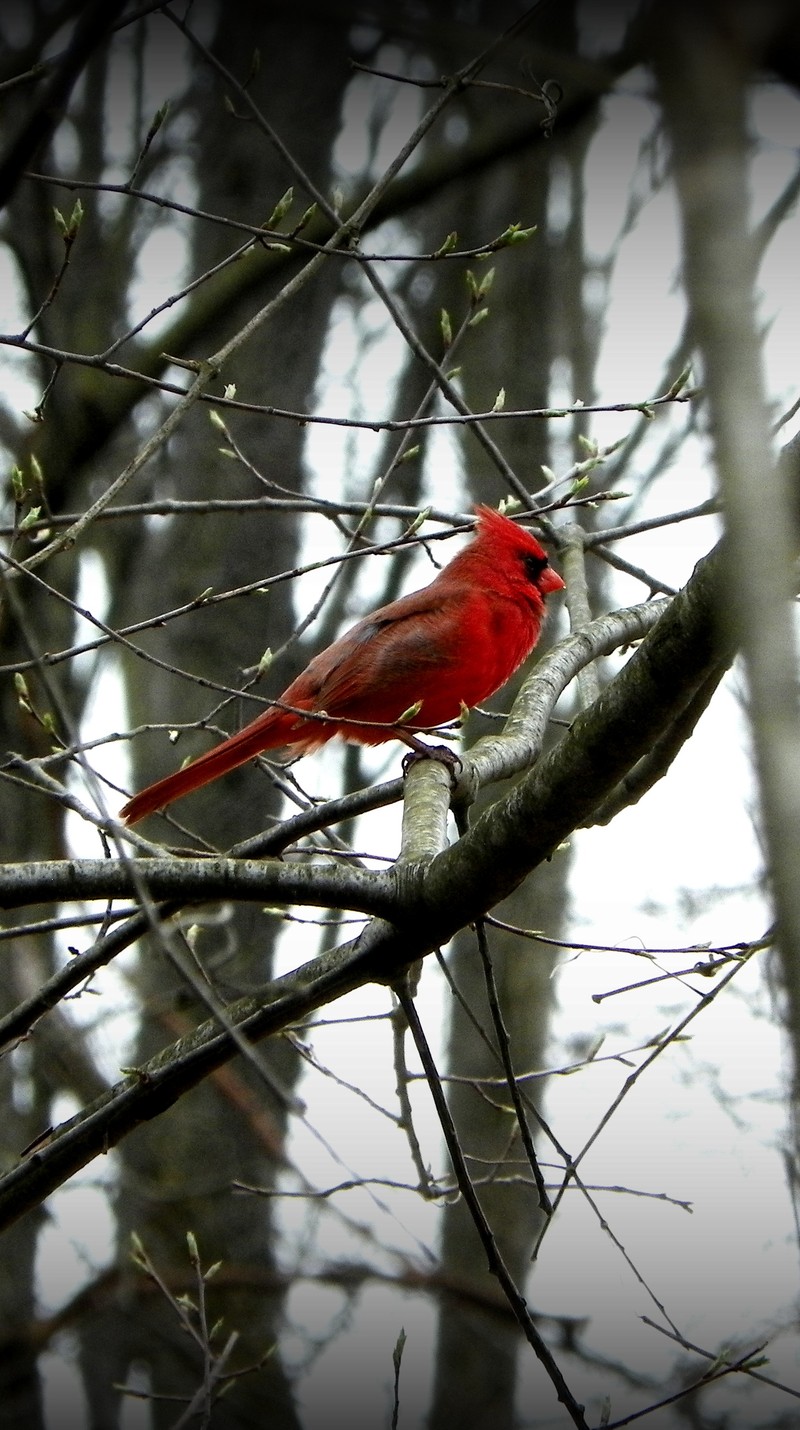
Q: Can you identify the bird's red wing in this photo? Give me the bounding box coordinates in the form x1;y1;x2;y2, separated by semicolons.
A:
303;586;470;725
298;583;526;733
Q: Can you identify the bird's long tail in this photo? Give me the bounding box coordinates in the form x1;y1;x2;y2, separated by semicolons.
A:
119;708;299;825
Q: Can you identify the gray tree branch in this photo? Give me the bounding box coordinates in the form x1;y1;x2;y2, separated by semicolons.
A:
0;533;730;1232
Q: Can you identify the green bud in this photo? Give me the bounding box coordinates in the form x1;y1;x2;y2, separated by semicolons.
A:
666;365;693;398
433;231;458;257
293;202;318;233
265;187;294;228
68;198;84;236
396;700;423;724
405;506;431;537
477;266;495;299
497;222;537;245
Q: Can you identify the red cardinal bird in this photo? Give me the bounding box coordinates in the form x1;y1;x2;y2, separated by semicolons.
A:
119;505;564;825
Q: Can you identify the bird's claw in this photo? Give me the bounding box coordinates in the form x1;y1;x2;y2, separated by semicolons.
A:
401;744;462;781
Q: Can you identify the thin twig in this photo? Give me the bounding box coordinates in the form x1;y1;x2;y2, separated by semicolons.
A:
395;982;589;1429
473;918;552;1215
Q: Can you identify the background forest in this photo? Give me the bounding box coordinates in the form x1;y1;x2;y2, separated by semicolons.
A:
2;2;800;1428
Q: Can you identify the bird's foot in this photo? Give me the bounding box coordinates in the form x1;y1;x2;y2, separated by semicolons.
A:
401;742;462;780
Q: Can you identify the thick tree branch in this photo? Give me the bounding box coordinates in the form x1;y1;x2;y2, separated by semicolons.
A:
409;543;727;931
0;855;393;918
0;538;730;1232
587;661;728;826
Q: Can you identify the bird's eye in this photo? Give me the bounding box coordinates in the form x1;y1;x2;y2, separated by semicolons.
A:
522;551;548;583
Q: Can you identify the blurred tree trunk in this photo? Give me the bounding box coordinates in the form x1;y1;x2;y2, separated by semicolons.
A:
78;10;354;1426
0;20;136;1426
422;5;603;1425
